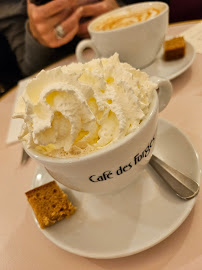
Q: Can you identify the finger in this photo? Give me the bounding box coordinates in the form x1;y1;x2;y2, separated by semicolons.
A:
49;24;79;48
80;2;116;18
61;7;83;30
40;9;71;31
57;25;79;46
80;2;106;17
45;9;82;47
28;0;68;19
42;5;82;30
56;8;82;37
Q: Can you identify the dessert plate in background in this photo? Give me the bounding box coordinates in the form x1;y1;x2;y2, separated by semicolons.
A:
142;40;195;80
31;118;200;259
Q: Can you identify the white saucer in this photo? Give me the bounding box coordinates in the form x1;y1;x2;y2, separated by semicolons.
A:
142;40;195;80
32;118;200;259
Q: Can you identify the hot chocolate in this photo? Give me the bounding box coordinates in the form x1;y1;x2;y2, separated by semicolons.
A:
13;53;157;158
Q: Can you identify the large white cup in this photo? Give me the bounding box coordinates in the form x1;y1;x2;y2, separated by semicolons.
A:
24;76;172;194
76;1;168;69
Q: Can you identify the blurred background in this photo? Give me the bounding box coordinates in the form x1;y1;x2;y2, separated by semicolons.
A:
0;0;201;97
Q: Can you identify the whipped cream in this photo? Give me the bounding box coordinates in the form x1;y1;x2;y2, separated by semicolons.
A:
13;53;157;158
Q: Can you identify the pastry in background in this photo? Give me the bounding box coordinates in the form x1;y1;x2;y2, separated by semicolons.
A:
164;36;186;61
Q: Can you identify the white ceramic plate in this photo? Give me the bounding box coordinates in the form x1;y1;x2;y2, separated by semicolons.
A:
142;40;195;80
32;118;200;259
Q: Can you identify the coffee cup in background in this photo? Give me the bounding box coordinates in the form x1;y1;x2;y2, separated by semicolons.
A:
76;1;169;68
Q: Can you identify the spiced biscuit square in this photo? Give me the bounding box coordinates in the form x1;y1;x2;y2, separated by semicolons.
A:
164;36;186;61
25;181;76;229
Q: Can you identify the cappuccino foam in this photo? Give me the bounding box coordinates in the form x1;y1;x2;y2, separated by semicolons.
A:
93;6;165;31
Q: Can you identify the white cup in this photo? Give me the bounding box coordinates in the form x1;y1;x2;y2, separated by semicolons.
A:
24;76;172;194
76;1;168;69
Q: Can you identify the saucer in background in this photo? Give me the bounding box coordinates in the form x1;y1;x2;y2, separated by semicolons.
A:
142;40;195;80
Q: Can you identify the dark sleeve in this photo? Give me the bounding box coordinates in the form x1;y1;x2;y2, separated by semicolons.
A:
22;21;56;76
5;17;80;77
4;16;55;77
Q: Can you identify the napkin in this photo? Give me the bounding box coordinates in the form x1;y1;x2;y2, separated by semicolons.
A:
6;78;29;145
181;22;202;54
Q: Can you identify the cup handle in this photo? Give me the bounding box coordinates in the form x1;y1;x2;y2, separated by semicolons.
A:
150;76;173;112
76;39;100;63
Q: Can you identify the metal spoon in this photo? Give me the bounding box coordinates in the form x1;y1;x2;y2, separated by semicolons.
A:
149;154;200;200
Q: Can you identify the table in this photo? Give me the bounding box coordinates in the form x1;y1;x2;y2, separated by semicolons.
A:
0;21;202;270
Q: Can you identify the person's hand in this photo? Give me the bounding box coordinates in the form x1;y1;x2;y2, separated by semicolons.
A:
77;0;119;38
27;0;83;48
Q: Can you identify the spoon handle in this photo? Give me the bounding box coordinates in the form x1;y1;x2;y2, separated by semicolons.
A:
149;155;200;200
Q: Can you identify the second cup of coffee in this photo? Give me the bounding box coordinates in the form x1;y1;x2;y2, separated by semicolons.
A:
76;1;169;69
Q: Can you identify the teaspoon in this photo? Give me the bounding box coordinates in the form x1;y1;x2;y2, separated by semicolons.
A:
149;154;200;200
